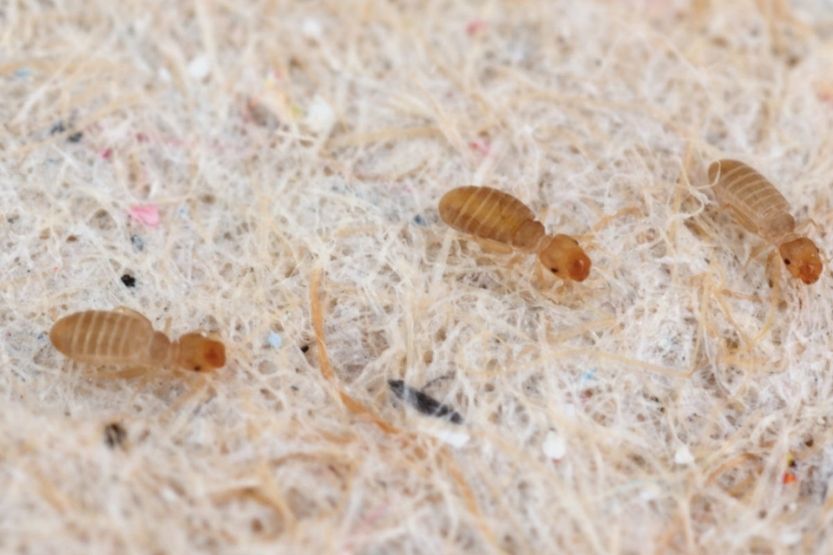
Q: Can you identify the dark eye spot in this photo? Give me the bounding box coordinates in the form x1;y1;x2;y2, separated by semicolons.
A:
784;259;791;265
550;267;559;274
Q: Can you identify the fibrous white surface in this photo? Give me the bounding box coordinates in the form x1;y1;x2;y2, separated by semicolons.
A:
3;0;833;553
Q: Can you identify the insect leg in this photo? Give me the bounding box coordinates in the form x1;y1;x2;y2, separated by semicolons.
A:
751;249;783;344
79;365;153;381
109;366;153;380
473;237;514;254
744;243;771;271
796;218;822;237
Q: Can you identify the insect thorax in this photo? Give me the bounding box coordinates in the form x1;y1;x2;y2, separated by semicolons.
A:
149;331;172;365
512;220;545;251
762;212;796;243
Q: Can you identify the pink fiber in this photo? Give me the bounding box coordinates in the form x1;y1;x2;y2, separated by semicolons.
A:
129;203;161;228
465;19;487;36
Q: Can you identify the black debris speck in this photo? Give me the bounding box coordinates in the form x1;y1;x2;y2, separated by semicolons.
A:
388;379;463;424
121;273;136;288
67;131;83;143
413;214;426;225
50;121;66;135
104;422;127;448
300;344;310;353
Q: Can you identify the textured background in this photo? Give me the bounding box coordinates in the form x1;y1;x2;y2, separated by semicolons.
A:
3;0;833;553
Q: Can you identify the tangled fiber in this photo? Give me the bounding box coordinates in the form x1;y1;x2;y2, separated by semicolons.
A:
3;0;833;552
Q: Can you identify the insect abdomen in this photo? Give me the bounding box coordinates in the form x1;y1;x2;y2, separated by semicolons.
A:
49;310;154;364
709;159;795;241
438;186;544;250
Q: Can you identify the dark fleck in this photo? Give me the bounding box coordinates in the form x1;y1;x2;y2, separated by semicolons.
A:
388;379;463;424
413;214;426;225
121;273;136;288
66;235;78;242
67;131;83;143
300;344;310;353
104;422;127;448
130;234;144;251
50;121;66;135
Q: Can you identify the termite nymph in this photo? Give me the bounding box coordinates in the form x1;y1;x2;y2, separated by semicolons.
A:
49;308;226;372
438;186;591;281
708;159;823;284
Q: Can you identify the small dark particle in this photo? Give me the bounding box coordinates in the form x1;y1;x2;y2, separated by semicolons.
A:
300;344;310;353
104;422;127;448
130;234;144;251
67;131;83;143
413;214;426;225
50;121;66;135
120;273;136;288
388;379;463;424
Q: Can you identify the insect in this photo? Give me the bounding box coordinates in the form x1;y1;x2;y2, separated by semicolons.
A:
708;159;822;284
438;186;591;281
388;379;463;424
49;308;226;372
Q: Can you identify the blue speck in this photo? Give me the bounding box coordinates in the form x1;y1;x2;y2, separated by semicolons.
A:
177;206;189;218
267;331;282;349
130;234;144;251
413;214;426;225
14;68;32;79
579;368;596;385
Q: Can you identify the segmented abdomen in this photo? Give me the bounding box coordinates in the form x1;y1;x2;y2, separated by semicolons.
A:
49;310;154;364
439;186;539;247
708;159;795;241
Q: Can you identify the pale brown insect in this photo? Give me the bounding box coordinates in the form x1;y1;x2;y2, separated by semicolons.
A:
49;308;226;372
438;186;591;281
708;159;823;284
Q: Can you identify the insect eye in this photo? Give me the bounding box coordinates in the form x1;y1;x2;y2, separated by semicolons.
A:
550;267;559;274
784;259;791;266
